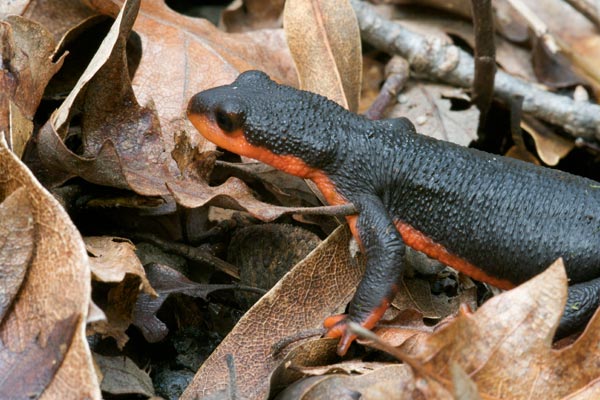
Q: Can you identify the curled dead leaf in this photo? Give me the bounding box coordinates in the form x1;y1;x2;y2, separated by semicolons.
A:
0;135;100;398
393;259;600;399
86;236;155;295
284;0;362;111
0;15;65;157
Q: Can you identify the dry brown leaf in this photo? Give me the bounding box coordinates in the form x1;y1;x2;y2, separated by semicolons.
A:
277;364;452;399
84;239;150;348
0;15;65;157
217;161;321;207
0;1;29;16
398;259;600;399
89;271;146;349
451;362;483;400
87;0;296;153
95;353;155;398
86;236;155;295
532;38;586;89
0;136;100;398
181;226;365;400
28;0;305;223
21;0;97;41
221;0;285;32
516;0;600;93
284;0;362;111
0;187;33;322
391;81;479;146
522;117;575;166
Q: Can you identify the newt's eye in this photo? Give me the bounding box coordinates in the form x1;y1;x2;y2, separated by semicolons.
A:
214;100;245;133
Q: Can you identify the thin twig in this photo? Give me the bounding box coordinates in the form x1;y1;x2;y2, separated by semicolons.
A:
350;0;600;142
564;0;600;30
123;231;240;279
364;56;410;120
470;0;496;139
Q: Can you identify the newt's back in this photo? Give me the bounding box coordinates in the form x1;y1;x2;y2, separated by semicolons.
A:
329;127;600;286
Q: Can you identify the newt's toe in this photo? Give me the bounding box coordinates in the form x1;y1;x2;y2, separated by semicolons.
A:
323;314;357;356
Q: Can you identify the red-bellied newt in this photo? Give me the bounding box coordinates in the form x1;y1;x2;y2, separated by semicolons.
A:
187;70;600;356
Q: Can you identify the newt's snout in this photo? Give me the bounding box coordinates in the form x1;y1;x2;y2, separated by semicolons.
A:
187;90;214;119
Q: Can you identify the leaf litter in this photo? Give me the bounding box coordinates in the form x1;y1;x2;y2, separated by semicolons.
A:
1;0;600;398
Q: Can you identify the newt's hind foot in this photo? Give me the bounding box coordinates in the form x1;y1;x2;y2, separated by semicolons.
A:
324;314;357;356
324;296;392;356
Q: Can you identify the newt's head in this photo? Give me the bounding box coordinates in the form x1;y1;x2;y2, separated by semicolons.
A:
187;70;341;178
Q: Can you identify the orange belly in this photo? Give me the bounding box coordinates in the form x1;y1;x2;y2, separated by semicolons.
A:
395;221;515;290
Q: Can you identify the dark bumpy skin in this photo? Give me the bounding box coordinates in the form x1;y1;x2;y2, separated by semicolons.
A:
188;70;600;355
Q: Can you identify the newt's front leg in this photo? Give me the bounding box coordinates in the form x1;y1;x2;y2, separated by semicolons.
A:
325;195;405;355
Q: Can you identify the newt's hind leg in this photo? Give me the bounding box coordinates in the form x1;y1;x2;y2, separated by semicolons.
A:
555;276;600;338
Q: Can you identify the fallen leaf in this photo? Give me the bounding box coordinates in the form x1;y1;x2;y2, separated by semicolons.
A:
87;0;297;153
95;353;155;398
0;1;29;16
284;0;362;111
221;0;285;32
21;0;97;41
0;15;65;156
181;226;365;400
216;161;321;207
522;116;574;166
516;0;600;93
391;81;479;146
0;135;100;398
0;187;33;322
29;0;305;223
532;37;586;88
398;259;600;398
86;236;155;295
90;274;144;348
276;364;451;399
0;314;81;400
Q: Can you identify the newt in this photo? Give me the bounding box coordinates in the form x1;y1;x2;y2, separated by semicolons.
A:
187;70;600;355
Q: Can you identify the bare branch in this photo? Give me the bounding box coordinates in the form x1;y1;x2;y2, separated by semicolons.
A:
470;0;496;137
564;0;600;29
350;0;600;142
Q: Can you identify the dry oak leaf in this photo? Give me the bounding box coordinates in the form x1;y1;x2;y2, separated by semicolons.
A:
31;0;305;221
0;136;100;399
181;226;365;400
397;259;600;399
86;236;156;348
18;0;98;41
86;0;297;153
95;353;155;398
85;236;155;295
0;15;65;157
390;81;479;146
221;0;285;33
284;0;362;112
